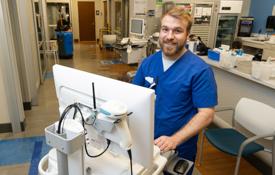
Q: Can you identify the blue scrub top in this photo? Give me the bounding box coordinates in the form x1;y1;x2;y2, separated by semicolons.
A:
133;50;217;159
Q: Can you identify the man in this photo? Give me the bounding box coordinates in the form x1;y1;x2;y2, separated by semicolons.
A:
132;7;217;174
56;14;70;31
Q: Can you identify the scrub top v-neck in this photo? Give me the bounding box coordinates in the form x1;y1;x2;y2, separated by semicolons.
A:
133;50;217;158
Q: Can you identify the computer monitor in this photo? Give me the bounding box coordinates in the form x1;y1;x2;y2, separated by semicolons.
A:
53;65;155;170
266;16;275;30
130;18;145;36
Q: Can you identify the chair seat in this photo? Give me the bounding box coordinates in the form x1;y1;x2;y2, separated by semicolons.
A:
205;128;264;156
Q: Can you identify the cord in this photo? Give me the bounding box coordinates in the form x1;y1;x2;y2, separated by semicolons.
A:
72;104;111;157
57;104;76;134
73;107;77;119
84;139;111;158
57;102;111;158
73;103;111;158
127;149;133;175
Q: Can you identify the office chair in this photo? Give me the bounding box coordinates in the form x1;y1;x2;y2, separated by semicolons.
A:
198;97;275;175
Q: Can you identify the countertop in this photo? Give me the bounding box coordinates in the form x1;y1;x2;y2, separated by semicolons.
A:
199;55;275;90
239;37;275;46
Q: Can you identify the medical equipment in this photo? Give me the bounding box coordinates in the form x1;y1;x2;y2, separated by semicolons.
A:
237;17;254;37
39;65;167;175
102;35;117;46
120;37;147;47
130;18;145;37
266;16;275;31
116;37;147;64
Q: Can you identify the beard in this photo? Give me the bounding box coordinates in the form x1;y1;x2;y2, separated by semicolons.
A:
159;40;185;59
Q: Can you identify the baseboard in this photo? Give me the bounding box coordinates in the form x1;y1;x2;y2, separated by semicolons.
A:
0;120;25;133
246;154;272;175
23;102;32;110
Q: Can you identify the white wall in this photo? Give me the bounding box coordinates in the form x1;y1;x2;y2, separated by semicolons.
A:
241;0;251;16
0;0;25;132
27;1;41;102
11;0;41;105
71;0;105;41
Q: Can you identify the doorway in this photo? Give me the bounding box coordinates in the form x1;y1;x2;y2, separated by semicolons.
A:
78;1;95;41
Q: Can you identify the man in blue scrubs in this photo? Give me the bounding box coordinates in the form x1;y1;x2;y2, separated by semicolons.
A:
132;7;217;174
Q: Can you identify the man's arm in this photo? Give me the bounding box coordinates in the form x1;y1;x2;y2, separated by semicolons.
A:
154;107;214;152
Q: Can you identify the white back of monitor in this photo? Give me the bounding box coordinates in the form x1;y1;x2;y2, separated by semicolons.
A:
53;64;155;169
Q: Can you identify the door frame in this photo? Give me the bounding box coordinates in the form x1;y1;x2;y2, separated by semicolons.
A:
32;0;48;83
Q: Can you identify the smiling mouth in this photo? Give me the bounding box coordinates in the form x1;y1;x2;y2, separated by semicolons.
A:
164;43;177;48
164;41;177;45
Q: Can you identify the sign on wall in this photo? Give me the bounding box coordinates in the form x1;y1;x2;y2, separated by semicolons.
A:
134;0;147;15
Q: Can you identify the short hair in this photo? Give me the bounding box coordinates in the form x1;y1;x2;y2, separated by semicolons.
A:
161;7;193;33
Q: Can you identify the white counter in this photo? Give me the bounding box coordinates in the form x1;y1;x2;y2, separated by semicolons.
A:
200;56;275;90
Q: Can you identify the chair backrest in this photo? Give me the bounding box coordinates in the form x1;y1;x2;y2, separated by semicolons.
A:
44;40;58;51
235;98;275;139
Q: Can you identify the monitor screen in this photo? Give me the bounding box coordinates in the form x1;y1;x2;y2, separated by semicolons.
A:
53;65;155;172
130;18;144;36
266;16;275;30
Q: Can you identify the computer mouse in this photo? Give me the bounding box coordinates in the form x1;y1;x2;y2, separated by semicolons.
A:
173;159;189;174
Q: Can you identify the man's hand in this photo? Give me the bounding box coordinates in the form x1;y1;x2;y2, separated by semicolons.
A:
154;136;178;153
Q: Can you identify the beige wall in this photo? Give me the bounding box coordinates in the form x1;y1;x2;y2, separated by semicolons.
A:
27;1;41;101
0;0;25;129
0;71;10;123
72;0;105;41
15;0;41;105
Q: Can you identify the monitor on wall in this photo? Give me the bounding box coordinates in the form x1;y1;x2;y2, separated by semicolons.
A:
130;18;145;36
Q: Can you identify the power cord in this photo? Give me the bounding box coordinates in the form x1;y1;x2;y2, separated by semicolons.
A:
57;104;80;134
57;103;111;158
127;149;133;175
84;139;111;158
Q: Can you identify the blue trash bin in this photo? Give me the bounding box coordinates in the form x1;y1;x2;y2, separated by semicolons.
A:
56;31;73;59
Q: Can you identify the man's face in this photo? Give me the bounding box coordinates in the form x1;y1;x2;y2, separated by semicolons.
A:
159;15;189;59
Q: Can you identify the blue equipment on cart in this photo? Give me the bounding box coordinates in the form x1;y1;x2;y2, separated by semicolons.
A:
56;31;73;59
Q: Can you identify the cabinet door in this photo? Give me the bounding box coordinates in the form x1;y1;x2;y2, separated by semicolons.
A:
215;15;238;48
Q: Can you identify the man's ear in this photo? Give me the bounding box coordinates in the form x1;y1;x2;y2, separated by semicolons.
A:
186;32;190;39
